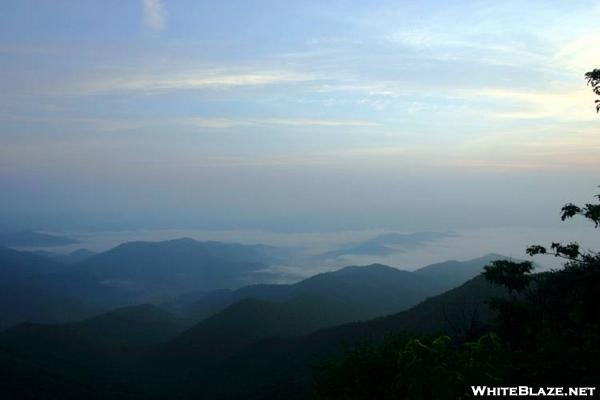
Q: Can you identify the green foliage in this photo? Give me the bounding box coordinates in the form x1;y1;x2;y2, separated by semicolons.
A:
484;189;600;385
398;333;508;400
560;199;600;228
314;333;509;400
484;255;600;385
313;335;412;400
526;242;581;260
527;188;600;261
585;69;600;112
483;260;533;295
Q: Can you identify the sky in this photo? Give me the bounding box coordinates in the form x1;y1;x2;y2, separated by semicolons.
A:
1;0;599;232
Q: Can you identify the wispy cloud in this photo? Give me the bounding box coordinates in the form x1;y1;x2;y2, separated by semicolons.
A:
555;31;600;73
69;70;313;95
142;0;166;31
0;115;378;135
186;117;380;129
468;87;598;121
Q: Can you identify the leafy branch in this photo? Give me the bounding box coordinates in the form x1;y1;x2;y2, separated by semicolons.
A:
526;189;599;263
585;69;600;112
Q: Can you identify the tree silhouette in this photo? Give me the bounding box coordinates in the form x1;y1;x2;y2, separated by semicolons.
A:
585;69;600;112
526;188;599;262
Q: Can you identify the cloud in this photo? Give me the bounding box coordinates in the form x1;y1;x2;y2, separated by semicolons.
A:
456;87;597;122
142;0;166;30
68;70;314;95
555;31;600;73
0;115;378;136
186;117;379;129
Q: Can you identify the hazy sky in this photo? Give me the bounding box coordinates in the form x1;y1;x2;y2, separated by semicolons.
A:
1;0;598;232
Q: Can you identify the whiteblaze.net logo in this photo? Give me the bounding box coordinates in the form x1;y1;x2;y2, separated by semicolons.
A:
471;386;597;397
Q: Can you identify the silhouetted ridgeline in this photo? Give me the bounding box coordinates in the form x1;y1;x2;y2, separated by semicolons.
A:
0;231;79;247
0;247;510;399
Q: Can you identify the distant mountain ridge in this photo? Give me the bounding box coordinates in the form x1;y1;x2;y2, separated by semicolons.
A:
172;254;505;323
156;255;512;370
0;246;65;280
160;264;444;361
0;231;79;247
317;231;453;258
0;235;512;335
74;238;283;302
0;238;292;328
414;253;523;291
175;263;441;321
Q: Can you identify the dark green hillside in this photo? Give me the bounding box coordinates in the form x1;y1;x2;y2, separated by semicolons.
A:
1;304;189;353
166;266;436;358
0;282;97;330
71;304;191;346
0;246;65;280
0;346;139;400
0;304;189;395
165;297;353;360
0;263;506;400
182;263;443;321
155;264;445;373
0;246;99;329
0;305;187;400
167;275;506;399
180;256;504;323
288;264;441;318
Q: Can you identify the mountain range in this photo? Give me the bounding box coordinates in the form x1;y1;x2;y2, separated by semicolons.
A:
317;231;453;259
171;263;441;320
0;238;289;328
180;274;505;400
0;269;508;399
0;238;510;330
0;231;79;247
73;238;284;302
0;234;521;399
